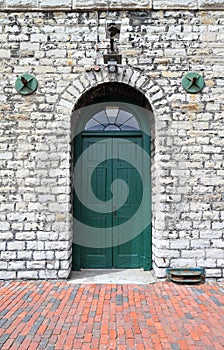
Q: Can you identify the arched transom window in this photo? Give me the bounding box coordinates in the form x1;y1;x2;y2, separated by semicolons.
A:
85;106;140;131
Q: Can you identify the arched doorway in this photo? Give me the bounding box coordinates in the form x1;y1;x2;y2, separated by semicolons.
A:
72;83;153;271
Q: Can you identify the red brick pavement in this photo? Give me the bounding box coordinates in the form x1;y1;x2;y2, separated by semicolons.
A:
0;281;223;349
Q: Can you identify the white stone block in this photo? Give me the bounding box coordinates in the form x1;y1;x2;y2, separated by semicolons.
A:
205;269;222;277
0;49;10;58
154;248;180;258
203;146;222;154
20;42;39;51
206;249;224;259
212;240;224;248
153;239;169;249
170;240;189;249
60;260;70;269
0;152;12;159
191;240;210;248
17;251;32;259
0;242;6;251
200;231;222;239
212;221;224;230
0;271;16;279
8;261;25;270
154;258;169;268
7;241;25;250
10;213;35;222
28;203;40;211
197;259;217;268
153;264;166;278
153;0;197;10
52;222;68;232
37;231;58;241
55;250;70;259
58;230;70;240
39;270;58;279
40;0;71;8
182;250;205;258
0;204;14;212
30;34;48;43
16;169;30;178
48;203;68;212
39;194;55;203
17;271;39;279
58;269;70;278
4;0;38;8
51;186;69;194
33;251;54;260
217;259;224;267
1;251;17;260
26;241;44;250
47;261;59;269
170;259;197;268
27;261;46;269
45;241;70;250
15;232;36;240
0;262;7;269
72;0;152;10
198;0;224;9
0;223;10;231
46;50;67;58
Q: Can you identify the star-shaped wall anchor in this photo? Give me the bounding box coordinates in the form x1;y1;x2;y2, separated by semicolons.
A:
15;74;38;95
182;72;205;94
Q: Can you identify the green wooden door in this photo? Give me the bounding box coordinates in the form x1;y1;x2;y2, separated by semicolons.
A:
72;133;151;270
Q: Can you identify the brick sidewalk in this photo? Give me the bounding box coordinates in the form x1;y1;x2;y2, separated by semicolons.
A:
0;281;223;350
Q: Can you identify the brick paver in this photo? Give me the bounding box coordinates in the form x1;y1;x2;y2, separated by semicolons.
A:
0;281;223;349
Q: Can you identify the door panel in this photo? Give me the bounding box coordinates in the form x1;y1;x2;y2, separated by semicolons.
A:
73;137;113;269
73;133;151;270
112;137;144;268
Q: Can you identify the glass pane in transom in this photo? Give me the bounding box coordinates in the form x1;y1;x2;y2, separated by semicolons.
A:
104;124;120;131
93;111;108;125
85;118;101;130
106;107;119;123
116;110;133;125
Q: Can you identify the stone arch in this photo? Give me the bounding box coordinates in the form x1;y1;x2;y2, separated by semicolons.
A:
58;66;169;277
58;66;167;120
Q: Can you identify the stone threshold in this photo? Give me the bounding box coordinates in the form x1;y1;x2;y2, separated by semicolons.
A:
68;269;158;284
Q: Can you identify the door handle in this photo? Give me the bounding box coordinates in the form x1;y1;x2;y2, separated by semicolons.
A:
113;205;117;218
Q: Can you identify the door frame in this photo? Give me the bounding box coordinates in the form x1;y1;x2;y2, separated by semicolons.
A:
72;130;152;270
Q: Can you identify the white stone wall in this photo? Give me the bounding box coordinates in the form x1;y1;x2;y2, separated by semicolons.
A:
0;7;224;279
